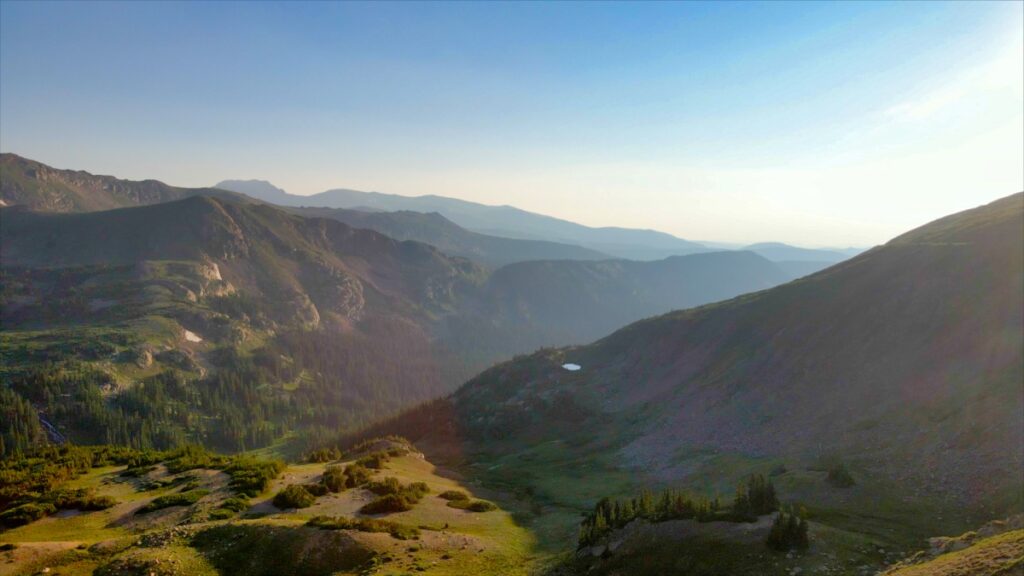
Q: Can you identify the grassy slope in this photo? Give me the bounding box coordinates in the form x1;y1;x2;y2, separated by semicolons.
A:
0;451;538;576
882;530;1024;576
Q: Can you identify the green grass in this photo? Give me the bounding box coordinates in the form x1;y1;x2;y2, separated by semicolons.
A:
882;529;1024;576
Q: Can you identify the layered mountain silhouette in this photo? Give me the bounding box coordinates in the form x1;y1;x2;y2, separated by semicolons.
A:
290;206;610;267
214;179;710;260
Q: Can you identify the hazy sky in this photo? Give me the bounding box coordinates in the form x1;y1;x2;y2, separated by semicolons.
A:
1;1;1021;246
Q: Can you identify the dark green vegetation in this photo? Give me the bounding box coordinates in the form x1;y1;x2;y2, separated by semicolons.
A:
360;480;429;515
578;475;779;548
272;484;316;509
448;499;498;512
437;488;497;511
0;444;283;534
0;445;133;527
765;508;809;551
306;514;421;540
137;489;210;514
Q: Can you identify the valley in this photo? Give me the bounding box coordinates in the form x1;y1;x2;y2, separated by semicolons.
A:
0;159;1020;576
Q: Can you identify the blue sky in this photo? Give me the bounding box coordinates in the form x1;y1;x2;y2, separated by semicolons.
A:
2;1;1021;246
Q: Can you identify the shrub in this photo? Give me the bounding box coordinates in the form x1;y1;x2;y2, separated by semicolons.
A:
304;483;329;497
732;474;778;517
406;482;429;498
343;464;372;488
766;509;809;551
307;515;420;540
306;447;341;463
356;451;389;470
208;508;236;521
219;497;250;513
322;465;346;492
46;488;117;511
137;489;210;514
467;500;497;512
361;494;413;514
121;465;156;478
273;485;316;509
438;490;468;501
165;445;223;474
209;496;250;519
226;456;285;497
367;477;402;496
446;498;497;512
0;503;56;528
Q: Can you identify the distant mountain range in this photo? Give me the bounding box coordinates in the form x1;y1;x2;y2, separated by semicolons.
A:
289;206;611;267
0;154;857;272
213;179;712;261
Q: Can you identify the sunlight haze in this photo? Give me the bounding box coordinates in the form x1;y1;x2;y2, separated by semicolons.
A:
1;1;1021;246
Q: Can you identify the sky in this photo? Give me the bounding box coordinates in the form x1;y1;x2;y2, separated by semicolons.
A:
1;1;1021;247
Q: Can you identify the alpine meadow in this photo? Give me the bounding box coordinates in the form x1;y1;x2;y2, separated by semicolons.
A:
0;2;1022;576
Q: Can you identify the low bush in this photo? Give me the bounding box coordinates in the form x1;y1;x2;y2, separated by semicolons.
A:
273;485;316;509
307;515;420;540
446;498;497;512
360;479;429;514
367;477;402;496
467;500;497;512
342;464;372;488
406;482;429;499
438;490;468;501
207;508;236;521
355;451;389;470
361;494;414;514
121;465;155;478
766;509;809;551
46;488;117;511
137;489;210;514
219;497;250;513
226;456;285;497
0;503;56;528
304;483;329;497
322;465;346;492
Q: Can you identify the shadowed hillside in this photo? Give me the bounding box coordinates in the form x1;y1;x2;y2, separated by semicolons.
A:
353;193;1024;562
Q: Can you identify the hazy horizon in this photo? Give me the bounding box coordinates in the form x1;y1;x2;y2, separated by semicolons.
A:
2;1;1022;246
